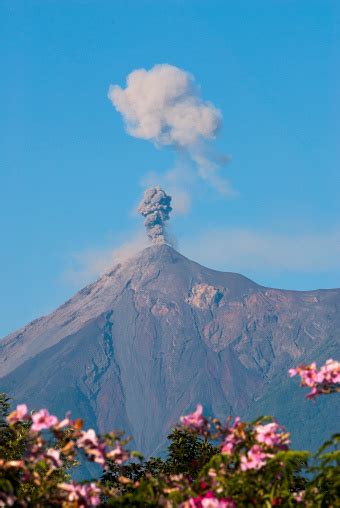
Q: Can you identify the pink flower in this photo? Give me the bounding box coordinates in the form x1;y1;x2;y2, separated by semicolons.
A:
180;404;205;430
293;491;305;503
77;429;99;448
59;482;100;507
59;483;79;502
221;417;241;455
299;364;319;388
7;404;28;424
306;386;318;400
77;429;106;466
0;493;16;507
79;484;101;506
240;445;271;471
289;363;318;387
106;441;129;464
31;409;58;432
2;460;24;469
221;440;235;455
45;448;62;468
289;359;340;399
54;416;71;430
188;492;236;508
319;359;340;384
202;494;236;508
221;431;240;455
255;422;289;449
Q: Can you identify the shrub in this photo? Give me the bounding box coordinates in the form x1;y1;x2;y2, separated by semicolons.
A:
0;359;339;507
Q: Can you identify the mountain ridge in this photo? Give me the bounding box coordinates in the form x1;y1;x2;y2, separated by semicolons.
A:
0;245;261;377
1;244;339;456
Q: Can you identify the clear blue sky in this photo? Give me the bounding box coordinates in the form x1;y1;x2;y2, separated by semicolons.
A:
1;0;339;338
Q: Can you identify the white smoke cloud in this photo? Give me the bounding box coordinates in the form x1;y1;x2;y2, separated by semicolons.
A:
108;64;234;195
108;64;221;146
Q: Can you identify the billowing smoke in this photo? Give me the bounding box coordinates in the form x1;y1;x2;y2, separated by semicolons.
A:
138;186;172;245
108;64;233;195
108;64;221;147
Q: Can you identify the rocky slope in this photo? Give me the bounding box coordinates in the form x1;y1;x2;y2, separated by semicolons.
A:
0;244;339;455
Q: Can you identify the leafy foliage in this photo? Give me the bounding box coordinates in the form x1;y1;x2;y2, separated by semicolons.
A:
0;357;338;506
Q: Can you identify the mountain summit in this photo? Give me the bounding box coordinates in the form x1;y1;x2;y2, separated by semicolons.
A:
0;244;339;455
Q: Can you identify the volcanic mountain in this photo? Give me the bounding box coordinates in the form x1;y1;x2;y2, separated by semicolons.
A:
0;244;339;455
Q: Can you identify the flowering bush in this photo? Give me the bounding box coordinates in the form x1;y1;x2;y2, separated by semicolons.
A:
0;358;339;506
289;358;340;399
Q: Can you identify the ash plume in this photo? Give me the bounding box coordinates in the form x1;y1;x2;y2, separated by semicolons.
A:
138;186;172;245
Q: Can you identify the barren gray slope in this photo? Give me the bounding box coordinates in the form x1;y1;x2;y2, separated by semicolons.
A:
0;244;339;456
0;245;259;378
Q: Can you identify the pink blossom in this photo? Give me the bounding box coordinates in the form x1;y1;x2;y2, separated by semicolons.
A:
3;460;24;469
255;422;289;449
318;359;340;384
77;429;99;448
221;440;236;455
106;441;129;464
59;482;100;507
31;409;58;432
7;404;28;424
306;386;318;400
188;492;236;508
59;483;79;502
202;494;236;508
180;404;205;430
289;363;318;387
221;432;239;455
240;445;271;471
299;364;319;388
293;491;305;503
221;417;241;455
77;429;106;466
54;416;71;430
289;359;340;399
45;448;62;468
0;493;16;507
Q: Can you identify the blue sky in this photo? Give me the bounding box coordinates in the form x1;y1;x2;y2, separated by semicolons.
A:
1;0;339;338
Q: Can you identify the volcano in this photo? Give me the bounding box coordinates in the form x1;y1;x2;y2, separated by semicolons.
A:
0;244;339;455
